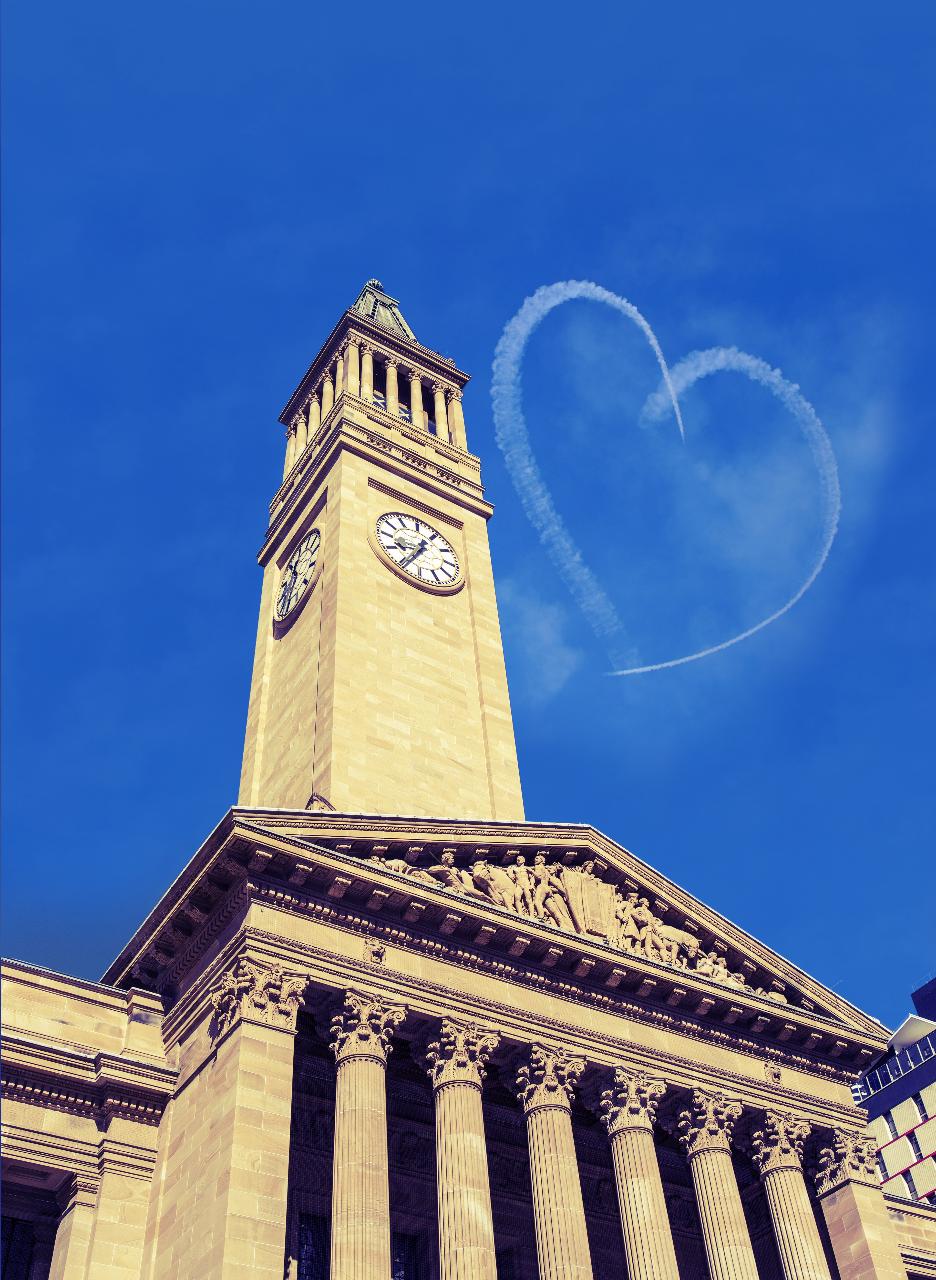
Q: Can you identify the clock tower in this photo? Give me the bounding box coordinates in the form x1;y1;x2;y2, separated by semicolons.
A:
238;280;525;820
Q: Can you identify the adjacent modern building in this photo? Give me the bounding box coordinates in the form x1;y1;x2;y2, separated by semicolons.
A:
3;282;935;1280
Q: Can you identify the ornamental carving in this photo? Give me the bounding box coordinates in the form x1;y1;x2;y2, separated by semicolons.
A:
814;1130;878;1195
750;1110;810;1175
515;1044;585;1113
367;850;791;1003
210;957;307;1036
425;1019;499;1090
677;1088;743;1158
329;990;406;1065
600;1069;667;1134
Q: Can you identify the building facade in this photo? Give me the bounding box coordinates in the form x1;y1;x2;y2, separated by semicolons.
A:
3;282;935;1280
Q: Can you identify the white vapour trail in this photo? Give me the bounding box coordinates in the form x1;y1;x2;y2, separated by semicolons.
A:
491;283;841;677
491;281;685;666
621;346;842;675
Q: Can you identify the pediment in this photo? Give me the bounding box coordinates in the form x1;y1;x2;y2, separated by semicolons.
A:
231;810;886;1059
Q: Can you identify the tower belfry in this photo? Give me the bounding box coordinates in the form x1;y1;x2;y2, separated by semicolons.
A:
238;280;524;820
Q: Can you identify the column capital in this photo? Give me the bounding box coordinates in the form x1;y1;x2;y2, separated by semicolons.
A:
383;356;399;369
813;1129;878;1196
677;1088;743;1159
406;367;423;383
750;1110;811;1176
426;1018;499;1092
211;956;308;1038
600;1068;667;1135
516;1044;585;1114
330;989;406;1066
446;387;463;402
431;381;448;394
306;391;319;408
359;340;373;354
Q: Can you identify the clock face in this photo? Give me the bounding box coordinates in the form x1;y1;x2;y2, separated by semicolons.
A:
275;528;321;621
375;512;460;587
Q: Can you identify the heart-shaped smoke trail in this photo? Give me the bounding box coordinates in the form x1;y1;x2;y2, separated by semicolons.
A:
491;283;841;677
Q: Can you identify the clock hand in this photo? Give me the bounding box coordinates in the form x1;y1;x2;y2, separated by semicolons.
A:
398;539;427;570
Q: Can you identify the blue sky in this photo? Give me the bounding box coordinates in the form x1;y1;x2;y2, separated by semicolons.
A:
2;1;933;1029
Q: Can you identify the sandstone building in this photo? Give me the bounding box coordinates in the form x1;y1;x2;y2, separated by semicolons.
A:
3;282;934;1279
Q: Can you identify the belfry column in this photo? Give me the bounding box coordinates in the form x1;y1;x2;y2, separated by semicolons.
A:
283;422;297;479
447;390;467;450
677;1090;758;1280
360;344;374;401
385;358;399;415
516;1045;594;1280
334;351;345;396
425;1020;500;1280
329;991;406;1280
307;392;321;439
813;1131;908;1280
600;1069;679;1280
346;339;361;396
408;369;425;429
321;371;335;417
432;383;450;442
750;1112;832;1280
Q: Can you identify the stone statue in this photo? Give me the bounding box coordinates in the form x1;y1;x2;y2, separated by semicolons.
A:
530;854;575;931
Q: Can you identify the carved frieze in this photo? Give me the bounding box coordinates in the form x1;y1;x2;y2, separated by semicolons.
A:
425;1019;499;1091
367;849;794;1006
329;990;406;1066
210;957;307;1037
813;1129;879;1195
749;1110;811;1175
677;1088;743;1158
600;1068;667;1135
515;1044;586;1114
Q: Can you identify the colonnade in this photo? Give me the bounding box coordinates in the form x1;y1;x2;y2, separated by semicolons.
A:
284;337;467;476
325;989;856;1280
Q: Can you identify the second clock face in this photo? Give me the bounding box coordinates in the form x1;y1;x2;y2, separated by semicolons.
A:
275;528;321;621
375;512;460;587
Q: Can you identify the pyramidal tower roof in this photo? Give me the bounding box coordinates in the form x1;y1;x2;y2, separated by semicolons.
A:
351;278;416;341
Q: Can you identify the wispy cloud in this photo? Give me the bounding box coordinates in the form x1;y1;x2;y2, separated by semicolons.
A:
498;579;585;705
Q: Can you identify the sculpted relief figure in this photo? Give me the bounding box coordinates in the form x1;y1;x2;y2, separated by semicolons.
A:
367;848;790;1003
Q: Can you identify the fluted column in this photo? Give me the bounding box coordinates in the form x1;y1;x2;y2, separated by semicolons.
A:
307;392;321;438
321;373;335;416
407;368;425;429
346;339;361;396
813;1131;908;1280
600;1070;679;1280
282;421;297;479
677;1090;758;1280
749;1112;832;1280
432;383;450;442
329;991;406;1280
385;359;399;416
426;1020;500;1280
447;390;467;450
361;345;374;401
516;1045;593;1280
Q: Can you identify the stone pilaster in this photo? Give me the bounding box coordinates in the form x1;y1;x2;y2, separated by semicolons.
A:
750;1111;831;1280
600;1069;679;1280
329;991;406;1280
813;1130;907;1280
516;1045;593;1280
432;383;449;442
407;369;425;430
677;1089;758;1280
360;345;374;401
385;358;399;416
425;1020;500;1280
447;389;467;449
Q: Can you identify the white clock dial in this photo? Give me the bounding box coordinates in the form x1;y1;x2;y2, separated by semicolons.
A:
275;528;321;621
375;512;460;587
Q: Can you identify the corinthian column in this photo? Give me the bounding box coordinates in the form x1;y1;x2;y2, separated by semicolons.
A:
432;383;449;442
407;369;425;429
385;359;399;416
813;1130;907;1280
516;1045;593;1280
677;1090;758;1280
600;1070;679;1280
360;345;374;401
346;339;360;396
307;392;321;438
447;390;467;450
425;1020;500;1280
750;1112;832;1280
321;372;335;416
329;991;406;1280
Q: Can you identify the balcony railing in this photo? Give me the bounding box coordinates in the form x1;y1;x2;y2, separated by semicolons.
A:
852;1031;936;1103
